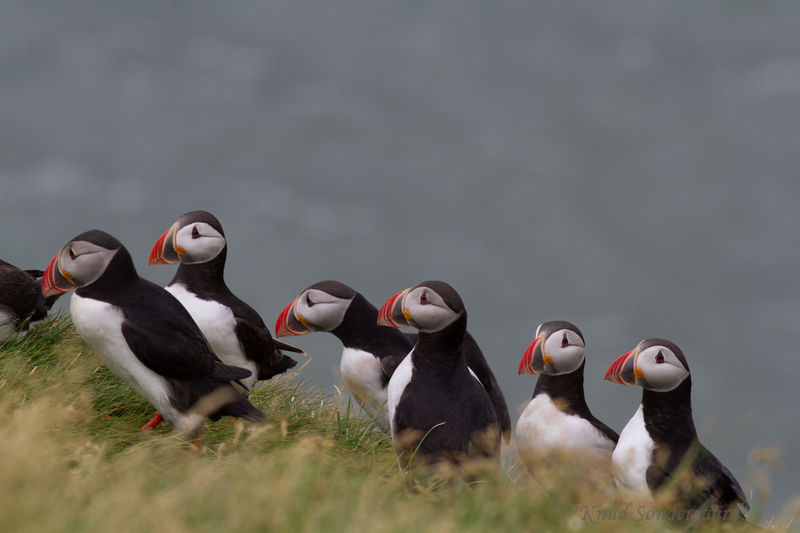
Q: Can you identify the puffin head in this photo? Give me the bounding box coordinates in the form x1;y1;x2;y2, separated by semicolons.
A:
377;280;465;333
605;338;690;392
518;320;585;376
148;210;226;266
275;281;358;337
42;230;124;296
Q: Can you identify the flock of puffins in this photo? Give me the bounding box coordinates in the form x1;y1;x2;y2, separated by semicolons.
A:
0;209;749;521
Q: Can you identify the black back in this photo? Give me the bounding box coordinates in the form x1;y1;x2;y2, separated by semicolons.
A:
393;313;500;467
169;239;297;380
532;360;619;443
462;332;511;440
641;378;748;513
0;259;60;330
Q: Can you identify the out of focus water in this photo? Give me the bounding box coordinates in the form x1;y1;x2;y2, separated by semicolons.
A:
2;1;798;519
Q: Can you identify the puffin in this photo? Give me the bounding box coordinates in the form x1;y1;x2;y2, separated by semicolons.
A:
275;280;510;436
516;321;618;483
605;338;749;517
1;259;61;340
42;230;265;437
376;281;500;469
148;210;303;391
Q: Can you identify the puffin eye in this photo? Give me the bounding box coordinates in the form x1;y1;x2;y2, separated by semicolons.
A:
561;333;569;348
306;294;315;307
191;226;200;239
655;351;665;364
419;292;429;304
69;248;76;260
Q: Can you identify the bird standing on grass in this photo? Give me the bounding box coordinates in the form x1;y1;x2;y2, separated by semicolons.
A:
516;321;618;488
377;281;500;469
149;210;303;389
605;338;749;518
146;210;303;429
43;229;265;437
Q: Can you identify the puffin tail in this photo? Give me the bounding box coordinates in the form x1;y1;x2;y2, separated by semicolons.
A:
259;354;297;381
224;398;266;423
212;362;253;381
272;338;305;354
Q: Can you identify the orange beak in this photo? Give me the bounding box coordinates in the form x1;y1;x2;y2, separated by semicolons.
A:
275;298;312;337
518;333;546;374
41;254;76;297
604;349;637;385
148;225;180;265
377;289;409;328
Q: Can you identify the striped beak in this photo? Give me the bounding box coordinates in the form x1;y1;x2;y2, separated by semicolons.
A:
518;333;548;374
275;298;312;337
604;349;638;385
148;224;180;265
41;254;77;297
377;289;409;328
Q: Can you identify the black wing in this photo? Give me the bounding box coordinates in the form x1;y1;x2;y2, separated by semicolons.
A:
234;316;298;380
119;285;251;382
0;262;49;327
462;332;511;441
646;442;749;514
379;352;407;382
692;446;749;511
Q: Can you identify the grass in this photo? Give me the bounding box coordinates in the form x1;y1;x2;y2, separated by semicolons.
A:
0;315;796;532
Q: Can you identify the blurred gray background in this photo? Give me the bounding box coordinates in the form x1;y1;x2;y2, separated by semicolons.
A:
1;0;797;520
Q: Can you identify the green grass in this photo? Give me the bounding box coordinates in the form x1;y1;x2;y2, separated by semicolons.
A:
0;316;795;532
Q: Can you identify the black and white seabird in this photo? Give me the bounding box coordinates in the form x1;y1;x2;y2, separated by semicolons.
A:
275;280;510;437
516;321;618;480
1;259;61;340
605;338;749;516
148;210;303;391
42;229;265;436
376;281;501;468
274;280;413;427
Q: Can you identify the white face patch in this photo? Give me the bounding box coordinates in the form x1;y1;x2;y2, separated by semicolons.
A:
541;328;585;375
403;286;460;333
58;241;118;287
173;222;226;264
293;289;353;331
635;345;689;392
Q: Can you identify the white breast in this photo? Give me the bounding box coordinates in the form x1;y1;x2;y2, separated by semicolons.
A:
339;347;390;427
69;293;184;427
612;404;655;502
386;350;414;440
515;394;616;468
166;283;257;389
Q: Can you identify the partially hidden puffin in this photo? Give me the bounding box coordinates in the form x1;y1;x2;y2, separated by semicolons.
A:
605;338;749;517
516;321;618;487
1;259;61;340
274;280;413;427
275;280;510;437
377;281;500;469
43;230;265;437
148;210;303;391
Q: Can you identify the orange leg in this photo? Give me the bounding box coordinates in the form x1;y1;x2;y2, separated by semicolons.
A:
141;412;163;430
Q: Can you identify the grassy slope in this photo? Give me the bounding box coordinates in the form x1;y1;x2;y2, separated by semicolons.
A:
0;316;793;532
